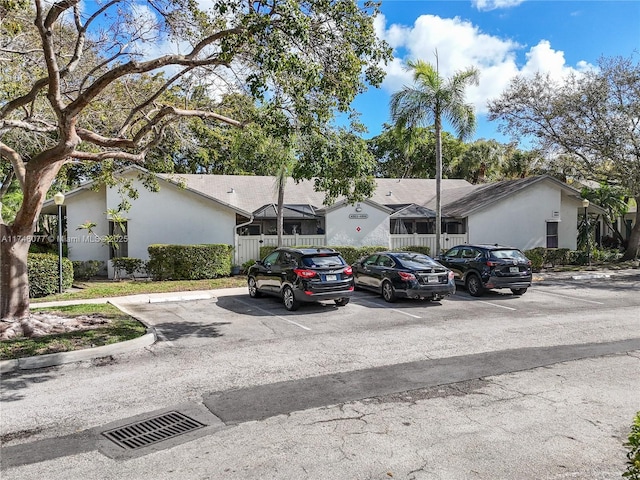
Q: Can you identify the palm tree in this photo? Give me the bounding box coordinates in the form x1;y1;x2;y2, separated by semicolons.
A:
274;154;296;247
390;58;479;255
452;139;505;184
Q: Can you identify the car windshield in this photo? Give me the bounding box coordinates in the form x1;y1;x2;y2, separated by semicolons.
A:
490;249;527;261
301;255;345;267
393;253;438;269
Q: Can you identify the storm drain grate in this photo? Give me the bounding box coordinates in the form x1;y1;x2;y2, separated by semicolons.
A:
102;411;206;450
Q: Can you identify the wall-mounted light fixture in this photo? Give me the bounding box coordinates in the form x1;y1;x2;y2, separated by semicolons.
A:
355;203;362;212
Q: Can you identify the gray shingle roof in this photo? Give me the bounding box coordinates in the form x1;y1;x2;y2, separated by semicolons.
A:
159;174;474;215
50;167;585;220
442;175;582;217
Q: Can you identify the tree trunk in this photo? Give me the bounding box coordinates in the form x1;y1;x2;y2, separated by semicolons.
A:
434;116;442;256
0;159;64;329
621;195;640;260
276;178;285;248
0;224;31;320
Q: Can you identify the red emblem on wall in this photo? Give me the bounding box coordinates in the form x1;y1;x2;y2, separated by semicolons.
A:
356;226;361;232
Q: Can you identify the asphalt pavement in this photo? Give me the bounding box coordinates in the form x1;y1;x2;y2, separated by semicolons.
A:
1;267;639;480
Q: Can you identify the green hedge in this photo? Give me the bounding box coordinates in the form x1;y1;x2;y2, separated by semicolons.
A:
147;244;233;280
72;260;105;280
523;247;624;271
257;245;434;265
111;257;146;279
28;253;74;298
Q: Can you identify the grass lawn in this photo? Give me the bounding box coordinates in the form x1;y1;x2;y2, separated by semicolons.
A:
0;304;147;361
31;276;247;303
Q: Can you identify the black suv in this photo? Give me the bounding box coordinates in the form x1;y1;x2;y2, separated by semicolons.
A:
438;244;532;297
247;247;354;311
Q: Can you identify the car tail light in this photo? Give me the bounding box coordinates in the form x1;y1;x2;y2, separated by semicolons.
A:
343;266;353;276
486;261;499;267
398;271;416;281
294;269;317;279
448;271;455;280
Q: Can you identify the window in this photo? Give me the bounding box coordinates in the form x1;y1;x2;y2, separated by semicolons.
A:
444;220;465;234
444;248;461;259
416;221;434;234
284;222;301;235
108;221;128;259
244;225;261;235
461;248;478;259
546;222;559;248
377;256;394;268
363;255;379;266
280;251;296;265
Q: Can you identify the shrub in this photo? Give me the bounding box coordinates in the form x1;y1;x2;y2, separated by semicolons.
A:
28;253;73;298
242;259;256;272
72;260;105;280
334;246;388;264
147;244;233;280
111;257;146;279
624;411;640;480
524;247;545;271
591;248;623;264
545;248;571;266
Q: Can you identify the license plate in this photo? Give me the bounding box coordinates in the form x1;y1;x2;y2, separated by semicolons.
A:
509;267;519;273
325;274;337;281
426;276;438;283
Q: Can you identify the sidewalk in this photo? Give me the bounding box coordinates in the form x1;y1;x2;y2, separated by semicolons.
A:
32;286;248;309
533;266;640;283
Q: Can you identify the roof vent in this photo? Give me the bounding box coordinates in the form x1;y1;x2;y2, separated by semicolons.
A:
386;191;392;196
228;187;235;193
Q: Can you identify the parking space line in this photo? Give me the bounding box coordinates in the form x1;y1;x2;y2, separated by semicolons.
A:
535;290;605;305
477;301;517;311
448;295;517;311
352;298;422;318
232;298;312;331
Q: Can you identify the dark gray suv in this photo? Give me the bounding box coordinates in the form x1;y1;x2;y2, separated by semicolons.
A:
247;247;354;311
438;244;532;296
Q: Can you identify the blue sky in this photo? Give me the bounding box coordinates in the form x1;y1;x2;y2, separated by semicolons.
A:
352;0;640;144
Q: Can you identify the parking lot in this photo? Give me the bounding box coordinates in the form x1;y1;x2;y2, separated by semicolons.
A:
2;270;639;480
130;272;640;351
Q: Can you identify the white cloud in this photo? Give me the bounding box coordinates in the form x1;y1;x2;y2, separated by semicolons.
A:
472;0;526;12
376;13;595;114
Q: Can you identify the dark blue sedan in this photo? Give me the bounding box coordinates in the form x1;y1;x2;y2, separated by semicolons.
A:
352;251;456;302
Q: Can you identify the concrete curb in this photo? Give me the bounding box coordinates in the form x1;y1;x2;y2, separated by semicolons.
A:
0;329;156;374
148;293;212;303
0;290;229;374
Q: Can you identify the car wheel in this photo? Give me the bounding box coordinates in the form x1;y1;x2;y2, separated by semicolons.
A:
282;285;300;311
334;298;350;307
511;287;527;295
248;277;262;298
466;274;484;297
381;280;397;303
